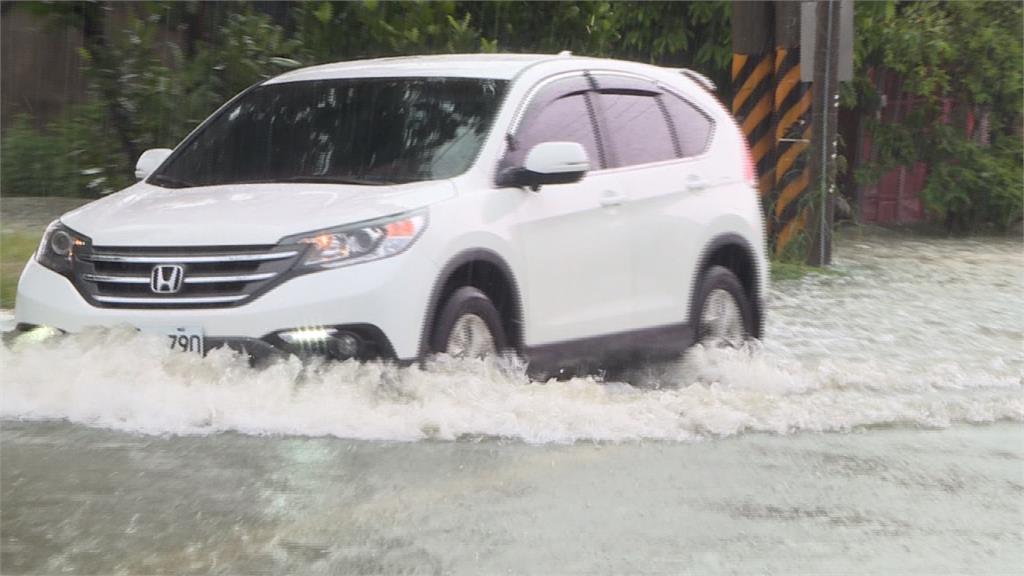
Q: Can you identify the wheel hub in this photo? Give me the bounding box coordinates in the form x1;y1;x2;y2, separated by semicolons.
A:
700;288;744;346
445;313;496;358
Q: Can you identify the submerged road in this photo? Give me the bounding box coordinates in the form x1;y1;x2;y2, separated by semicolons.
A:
1;232;1022;574
2;422;1022;575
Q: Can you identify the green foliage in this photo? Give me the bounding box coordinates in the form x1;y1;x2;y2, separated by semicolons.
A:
1;117;65;197
773;229;809;265
294;1;490;63
3;0;736;200
206;10;305;97
922;130;1024;232
101;8;304;150
1;5;312;199
770;259;844;282
465;1;731;89
1;105;128;198
851;0;1024;232
0;231;43;308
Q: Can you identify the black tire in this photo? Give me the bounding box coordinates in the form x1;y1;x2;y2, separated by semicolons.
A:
690;265;754;345
429;286;507;355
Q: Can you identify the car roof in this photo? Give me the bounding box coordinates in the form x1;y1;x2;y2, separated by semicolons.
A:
263;53;561;84
261;53;720;116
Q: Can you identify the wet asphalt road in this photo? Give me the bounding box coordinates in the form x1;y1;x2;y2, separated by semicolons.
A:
2;421;1022;575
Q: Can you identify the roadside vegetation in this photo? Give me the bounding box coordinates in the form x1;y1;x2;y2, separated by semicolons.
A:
848;1;1023;234
1;1;731;199
770;261;846;282
0;1;1019;282
0;231;40;309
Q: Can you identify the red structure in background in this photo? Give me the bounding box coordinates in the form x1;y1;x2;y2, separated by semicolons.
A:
855;70;927;224
859;158;928;224
852;69;982;225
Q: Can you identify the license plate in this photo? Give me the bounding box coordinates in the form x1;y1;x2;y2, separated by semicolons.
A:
163;327;205;356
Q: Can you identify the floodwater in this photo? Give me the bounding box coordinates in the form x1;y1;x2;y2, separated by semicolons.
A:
1;233;1022;574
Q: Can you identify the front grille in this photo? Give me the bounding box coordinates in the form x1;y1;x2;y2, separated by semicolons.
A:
72;244;304;308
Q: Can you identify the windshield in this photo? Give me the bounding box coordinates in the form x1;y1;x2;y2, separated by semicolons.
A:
151;77;508;188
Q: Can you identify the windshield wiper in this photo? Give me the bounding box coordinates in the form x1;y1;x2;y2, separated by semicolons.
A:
147;174;196;189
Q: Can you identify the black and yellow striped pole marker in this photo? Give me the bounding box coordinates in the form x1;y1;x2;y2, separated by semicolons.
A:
731;52;776;200
771;46;812;255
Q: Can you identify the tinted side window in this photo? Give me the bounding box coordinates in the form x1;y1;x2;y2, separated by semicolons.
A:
597;92;676;167
662;93;713;157
503;93;601;172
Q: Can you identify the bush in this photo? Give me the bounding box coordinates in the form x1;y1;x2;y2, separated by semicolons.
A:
1;104;129;197
922;130;1024;232
851;0;1023;233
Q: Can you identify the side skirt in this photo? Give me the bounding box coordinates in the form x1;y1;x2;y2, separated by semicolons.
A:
522;322;695;377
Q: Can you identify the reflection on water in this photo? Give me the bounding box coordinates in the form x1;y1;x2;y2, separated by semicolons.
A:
2;235;1021;442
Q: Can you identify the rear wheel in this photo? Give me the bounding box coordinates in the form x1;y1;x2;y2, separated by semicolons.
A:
692;266;753;347
430;286;506;358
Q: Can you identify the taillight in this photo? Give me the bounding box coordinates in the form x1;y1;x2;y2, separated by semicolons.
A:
709;92;759;187
742;138;757;186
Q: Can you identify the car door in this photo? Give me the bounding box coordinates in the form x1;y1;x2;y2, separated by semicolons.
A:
590;74;719;331
502;75;633;346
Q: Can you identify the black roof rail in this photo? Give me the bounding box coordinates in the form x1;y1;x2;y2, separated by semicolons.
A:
677;68;716;93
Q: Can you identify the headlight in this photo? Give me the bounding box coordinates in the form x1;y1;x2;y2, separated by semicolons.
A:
36;221;87;275
285;211;427;269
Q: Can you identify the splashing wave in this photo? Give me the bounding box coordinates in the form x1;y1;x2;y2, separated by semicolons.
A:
1;325;1019;443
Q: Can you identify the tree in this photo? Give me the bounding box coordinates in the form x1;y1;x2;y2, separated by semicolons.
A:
851;0;1023;232
4;0;735;197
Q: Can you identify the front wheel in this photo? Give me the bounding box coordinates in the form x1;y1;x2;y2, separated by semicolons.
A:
430;286;507;358
692;266;754;347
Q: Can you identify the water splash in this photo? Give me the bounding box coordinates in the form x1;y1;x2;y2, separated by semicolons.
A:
2;235;1021;443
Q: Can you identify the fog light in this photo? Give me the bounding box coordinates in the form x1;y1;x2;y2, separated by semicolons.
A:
329;332;360;359
279;327;337;345
12;325;62;345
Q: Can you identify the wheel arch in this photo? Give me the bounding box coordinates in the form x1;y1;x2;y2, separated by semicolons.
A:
419;248;525;357
691;233;765;339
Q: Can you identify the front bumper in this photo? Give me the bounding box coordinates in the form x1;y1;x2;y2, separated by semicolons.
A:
14;254;435;361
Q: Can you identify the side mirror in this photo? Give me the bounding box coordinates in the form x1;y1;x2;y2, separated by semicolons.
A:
498;141;590;190
135;148;173;180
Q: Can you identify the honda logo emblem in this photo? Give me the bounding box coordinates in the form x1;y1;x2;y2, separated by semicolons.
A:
151;265;184;294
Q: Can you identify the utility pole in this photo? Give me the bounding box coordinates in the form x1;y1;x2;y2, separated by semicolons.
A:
806;0;841;266
733;0;851;262
771;1;811;256
731;2;775;204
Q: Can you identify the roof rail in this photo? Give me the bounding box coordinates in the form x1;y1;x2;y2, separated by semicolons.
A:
678;69;716;92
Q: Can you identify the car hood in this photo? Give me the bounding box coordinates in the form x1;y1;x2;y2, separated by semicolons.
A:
61;180;455;246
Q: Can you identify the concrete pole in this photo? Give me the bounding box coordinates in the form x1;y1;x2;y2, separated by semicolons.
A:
770;1;812;257
806;0;840;267
731;2;775;222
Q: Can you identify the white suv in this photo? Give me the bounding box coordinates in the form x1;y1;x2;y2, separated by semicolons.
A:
15;53;768;373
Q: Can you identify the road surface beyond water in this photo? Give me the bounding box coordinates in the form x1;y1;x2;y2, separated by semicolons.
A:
1;233;1022;574
2;421;1022;575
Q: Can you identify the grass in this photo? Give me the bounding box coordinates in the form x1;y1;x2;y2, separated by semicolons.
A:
770;261;811;281
1;231;42;309
770;259;845;282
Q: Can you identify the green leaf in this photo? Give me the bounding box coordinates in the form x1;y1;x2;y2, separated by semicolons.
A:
314;2;332;25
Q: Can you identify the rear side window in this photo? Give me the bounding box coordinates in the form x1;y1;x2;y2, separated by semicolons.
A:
596;92;676;167
661;93;714;157
502;79;602;173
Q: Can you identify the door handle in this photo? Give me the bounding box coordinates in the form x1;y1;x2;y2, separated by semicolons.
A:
686;174;709;192
599;191;626;207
